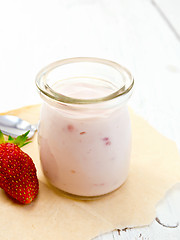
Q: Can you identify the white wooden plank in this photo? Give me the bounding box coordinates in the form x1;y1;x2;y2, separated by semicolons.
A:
94;185;180;240
152;0;180;39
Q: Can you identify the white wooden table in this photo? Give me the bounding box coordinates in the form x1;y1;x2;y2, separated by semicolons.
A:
0;0;180;239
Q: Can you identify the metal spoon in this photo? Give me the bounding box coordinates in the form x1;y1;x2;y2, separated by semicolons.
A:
0;115;38;139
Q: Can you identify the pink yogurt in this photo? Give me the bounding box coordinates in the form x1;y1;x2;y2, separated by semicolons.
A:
38;82;132;197
36;57;134;198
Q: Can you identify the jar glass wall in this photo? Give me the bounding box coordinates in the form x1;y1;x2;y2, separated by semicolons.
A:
36;57;134;199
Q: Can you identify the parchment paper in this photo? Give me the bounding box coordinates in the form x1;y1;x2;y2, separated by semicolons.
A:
0;104;180;240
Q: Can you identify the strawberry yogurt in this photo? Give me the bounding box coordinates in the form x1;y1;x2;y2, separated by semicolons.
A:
36;57;134;198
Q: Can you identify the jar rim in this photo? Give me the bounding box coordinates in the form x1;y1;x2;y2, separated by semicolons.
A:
35;57;134;104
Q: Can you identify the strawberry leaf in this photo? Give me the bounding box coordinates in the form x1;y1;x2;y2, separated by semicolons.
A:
8;135;15;142
13;130;30;148
0;130;30;148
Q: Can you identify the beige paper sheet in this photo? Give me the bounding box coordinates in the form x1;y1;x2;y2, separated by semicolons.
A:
0;104;180;240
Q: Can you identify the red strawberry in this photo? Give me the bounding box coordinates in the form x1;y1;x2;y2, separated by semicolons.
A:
0;130;39;204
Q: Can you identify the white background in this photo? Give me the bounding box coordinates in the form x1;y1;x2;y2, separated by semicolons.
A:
0;0;180;239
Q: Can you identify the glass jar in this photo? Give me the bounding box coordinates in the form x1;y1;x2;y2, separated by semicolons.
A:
35;57;134;199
